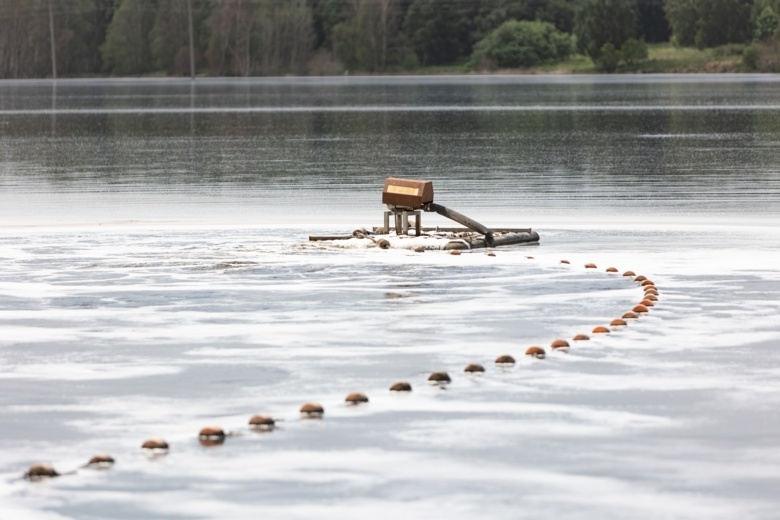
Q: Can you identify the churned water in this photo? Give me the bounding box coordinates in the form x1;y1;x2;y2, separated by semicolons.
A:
1;76;780;519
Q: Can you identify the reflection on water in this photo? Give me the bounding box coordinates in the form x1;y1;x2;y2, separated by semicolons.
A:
1;76;779;226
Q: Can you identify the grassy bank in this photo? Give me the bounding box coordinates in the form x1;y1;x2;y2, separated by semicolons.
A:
413;43;750;75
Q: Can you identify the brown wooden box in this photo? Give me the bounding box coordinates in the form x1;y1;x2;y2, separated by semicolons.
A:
382;177;434;209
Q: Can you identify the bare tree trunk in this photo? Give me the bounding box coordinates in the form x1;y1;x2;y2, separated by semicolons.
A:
186;0;195;79
48;0;57;79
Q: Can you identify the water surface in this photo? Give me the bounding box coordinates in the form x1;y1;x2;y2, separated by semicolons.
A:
1;76;780;519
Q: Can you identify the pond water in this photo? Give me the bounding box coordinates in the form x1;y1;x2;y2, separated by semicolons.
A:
1;76;780;519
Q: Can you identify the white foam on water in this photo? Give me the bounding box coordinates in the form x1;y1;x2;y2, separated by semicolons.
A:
1;222;779;519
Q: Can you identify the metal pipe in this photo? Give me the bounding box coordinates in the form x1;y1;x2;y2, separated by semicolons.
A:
426;203;494;247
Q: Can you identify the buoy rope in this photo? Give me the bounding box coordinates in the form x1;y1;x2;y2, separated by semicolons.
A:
21;256;658;481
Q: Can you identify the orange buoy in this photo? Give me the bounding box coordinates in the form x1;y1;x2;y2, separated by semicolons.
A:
622;311;639;319
640;299;655;307
644;289;659;296
551;339;570;349
87;454;115;468
623;271;636;277
300;403;325;418
248;414;276;430
450;250;461;256
593;326;610;333
428;372;452;383
573;333;590;341
24;463;59;481
633;304;649;313
495;354;516;364
345;392;369;405
634;275;647;282
464;363;485;373
645;294;658;301
389;381;412;392
610;318;627;327
641;279;655;286
198;426;226;446
606;267;618;273
141;437;169;451
585;263;597;269
560;260;570;264
413;246;425;253
526;346;546;358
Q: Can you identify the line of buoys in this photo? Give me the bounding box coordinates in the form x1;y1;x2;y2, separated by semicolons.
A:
23;255;660;483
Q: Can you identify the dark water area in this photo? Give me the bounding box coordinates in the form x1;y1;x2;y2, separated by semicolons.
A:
1;75;779;226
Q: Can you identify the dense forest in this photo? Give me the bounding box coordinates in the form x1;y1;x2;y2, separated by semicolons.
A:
0;0;778;78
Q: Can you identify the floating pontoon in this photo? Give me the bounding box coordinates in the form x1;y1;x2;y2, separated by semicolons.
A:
309;177;540;250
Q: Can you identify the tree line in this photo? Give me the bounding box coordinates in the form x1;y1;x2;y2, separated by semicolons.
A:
0;0;778;79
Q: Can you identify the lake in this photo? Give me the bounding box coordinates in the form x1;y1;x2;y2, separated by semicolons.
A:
1;76;780;519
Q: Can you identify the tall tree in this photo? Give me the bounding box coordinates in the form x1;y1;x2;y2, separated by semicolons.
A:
694;0;752;48
574;0;638;59
206;0;255;76
150;0;208;75
664;0;698;46
333;0;404;71
254;0;315;75
403;0;479;65
638;0;670;42
102;0;158;75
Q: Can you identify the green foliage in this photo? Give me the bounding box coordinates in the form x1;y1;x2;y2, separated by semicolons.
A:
694;0;752;48
0;0;771;78
102;0;157;75
638;0;671;42
743;43;760;68
742;37;780;71
333;0;407;72
469;20;572;70
594;42;620;71
755;6;780;41
403;0;478;66
665;0;752;49
664;0;698;47
621;37;648;65
574;0;638;59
